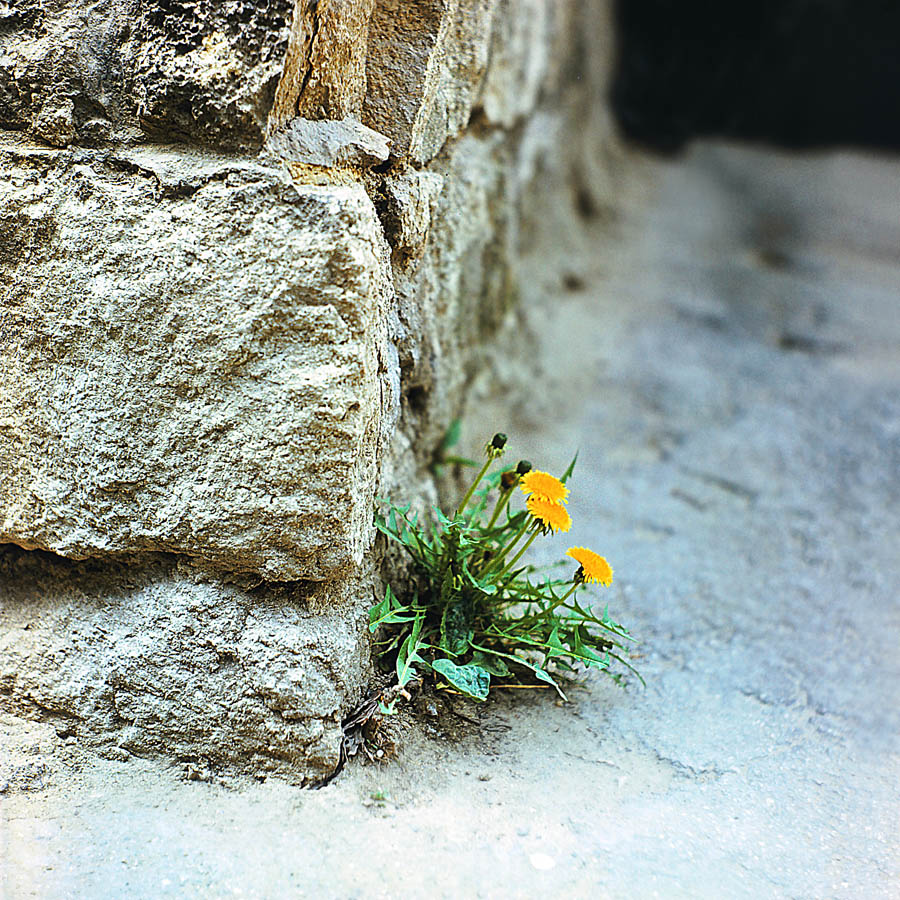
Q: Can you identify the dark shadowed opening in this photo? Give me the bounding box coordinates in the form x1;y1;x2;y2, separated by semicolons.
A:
611;0;900;152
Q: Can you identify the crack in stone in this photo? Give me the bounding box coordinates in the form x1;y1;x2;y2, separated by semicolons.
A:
648;748;735;781
294;1;322;114
563;751;620;769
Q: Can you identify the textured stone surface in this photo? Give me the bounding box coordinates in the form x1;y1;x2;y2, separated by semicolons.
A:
0;0;133;146
385;113;564;462
0;0;578;158
269;0;376;131
378;170;445;260
0;139;393;581
363;0;495;163
0;0;294;150
479;0;558;128
0;548;370;778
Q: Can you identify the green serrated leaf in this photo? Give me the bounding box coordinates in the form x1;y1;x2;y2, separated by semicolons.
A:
568;596;634;641
431;659;490;701
441;454;478;467
369;587;392;629
544;624;568;660
368;585;419;633
527;663;567;700
571;624;612;668
609;652;646;687
439;566;455;604
434;506;454;530
375;631;404;655
459;557;480;588
396;636;417;686
468;643;566;700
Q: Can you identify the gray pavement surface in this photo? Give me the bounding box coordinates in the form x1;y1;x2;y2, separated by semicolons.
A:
3;143;899;899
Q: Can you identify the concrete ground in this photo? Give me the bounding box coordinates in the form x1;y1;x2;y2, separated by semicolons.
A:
3;142;899;899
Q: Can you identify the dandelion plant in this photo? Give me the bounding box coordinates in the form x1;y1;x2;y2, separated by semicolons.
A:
370;433;641;702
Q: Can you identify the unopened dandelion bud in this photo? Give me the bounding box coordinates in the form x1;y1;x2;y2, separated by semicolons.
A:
485;432;508;459
516;460;532;475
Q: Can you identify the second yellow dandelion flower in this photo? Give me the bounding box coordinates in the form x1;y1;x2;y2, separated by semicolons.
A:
527;496;572;533
520;470;569;504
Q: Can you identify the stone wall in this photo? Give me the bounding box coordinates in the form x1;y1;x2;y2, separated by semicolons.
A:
0;0;619;781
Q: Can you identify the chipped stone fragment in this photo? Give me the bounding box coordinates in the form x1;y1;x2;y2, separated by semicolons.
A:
265;116;391;169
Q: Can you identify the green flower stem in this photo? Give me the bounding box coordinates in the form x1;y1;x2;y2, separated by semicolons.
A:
477;485;515;571
494;528;541;581
455;457;492;518
480;517;532;577
547;581;580;612
520;581;580;625
485;486;514;530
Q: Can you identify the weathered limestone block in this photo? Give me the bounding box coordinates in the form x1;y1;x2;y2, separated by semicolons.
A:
269;0;376;131
130;2;293;150
0;548;369;779
0;0;294;149
363;0;494;163
0;0;128;146
0;139;395;581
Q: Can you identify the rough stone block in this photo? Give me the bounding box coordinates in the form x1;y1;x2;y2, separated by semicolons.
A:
0;0;294;150
363;0;494;163
0;140;394;580
0;548;369;779
269;0;376;130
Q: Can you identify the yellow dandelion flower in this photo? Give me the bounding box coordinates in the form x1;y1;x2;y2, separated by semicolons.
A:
519;470;569;504
526;496;572;533
566;547;613;586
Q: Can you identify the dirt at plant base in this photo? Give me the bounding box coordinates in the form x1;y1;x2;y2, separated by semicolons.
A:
3;143;899;899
